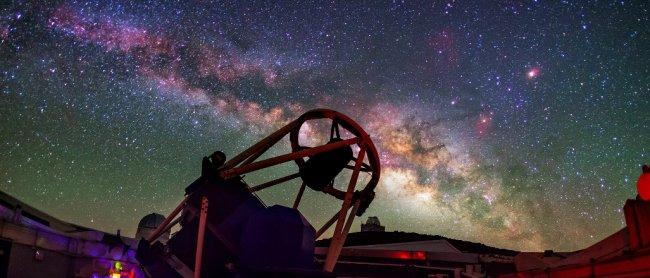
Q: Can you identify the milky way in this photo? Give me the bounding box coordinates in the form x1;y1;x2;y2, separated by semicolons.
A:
1;1;648;251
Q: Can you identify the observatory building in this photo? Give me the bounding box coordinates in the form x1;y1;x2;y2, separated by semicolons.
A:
361;216;385;232
0;190;144;277
135;213;169;244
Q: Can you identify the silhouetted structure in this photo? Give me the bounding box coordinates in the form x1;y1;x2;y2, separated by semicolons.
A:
0;190;144;277
504;165;650;277
315;231;518;277
136;109;381;277
360;216;385;232
136;213;169;243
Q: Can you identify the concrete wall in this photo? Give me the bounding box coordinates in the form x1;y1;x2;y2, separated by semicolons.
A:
7;243;73;278
0;220;143;278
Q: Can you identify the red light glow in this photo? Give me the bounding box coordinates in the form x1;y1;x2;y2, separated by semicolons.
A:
527;68;539;79
392;251;427;260
637;166;650;201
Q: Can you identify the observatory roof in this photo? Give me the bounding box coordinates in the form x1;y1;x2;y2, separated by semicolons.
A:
138;213;165;229
349;240;462;253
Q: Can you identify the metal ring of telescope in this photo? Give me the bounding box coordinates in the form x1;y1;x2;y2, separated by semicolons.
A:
289;109;381;202
218;109;380;207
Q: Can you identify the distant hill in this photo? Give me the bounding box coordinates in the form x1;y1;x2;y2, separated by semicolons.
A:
316;231;519;256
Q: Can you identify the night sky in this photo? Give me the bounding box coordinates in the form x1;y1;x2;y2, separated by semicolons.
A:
1;1;648;252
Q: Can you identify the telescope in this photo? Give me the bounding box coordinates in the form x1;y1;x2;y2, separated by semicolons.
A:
136;109;381;277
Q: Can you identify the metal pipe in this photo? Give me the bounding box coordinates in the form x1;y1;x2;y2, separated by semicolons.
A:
316;211;340;239
323;147;366;272
185;204;238;255
248;173;301;193
327;200;360;268
147;195;189;242
194;196;209;278
221;138;358;179
165;216;182;232
293;182;307;209
221;120;299;170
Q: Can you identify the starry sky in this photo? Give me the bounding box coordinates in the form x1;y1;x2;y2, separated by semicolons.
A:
1;1;648;252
